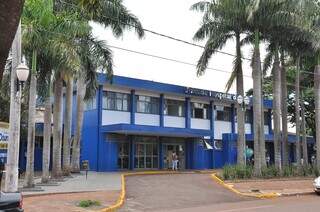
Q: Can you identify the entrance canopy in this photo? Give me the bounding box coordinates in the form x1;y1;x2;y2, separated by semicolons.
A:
101;124;212;138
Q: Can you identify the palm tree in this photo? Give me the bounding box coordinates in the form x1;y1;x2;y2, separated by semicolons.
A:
280;51;289;166
71;76;85;172
315;61;320;169
301;97;308;165
191;0;249;165
62;75;73;175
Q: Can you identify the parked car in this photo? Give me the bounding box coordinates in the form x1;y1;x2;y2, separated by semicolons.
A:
0;192;23;211
314;176;320;195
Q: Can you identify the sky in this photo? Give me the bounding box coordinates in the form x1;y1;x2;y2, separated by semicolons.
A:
91;0;265;94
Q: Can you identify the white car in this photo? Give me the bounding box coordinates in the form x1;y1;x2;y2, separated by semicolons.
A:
314;176;320;194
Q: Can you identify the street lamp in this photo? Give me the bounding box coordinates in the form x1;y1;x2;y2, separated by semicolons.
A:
236;95;250;165
15;62;29;96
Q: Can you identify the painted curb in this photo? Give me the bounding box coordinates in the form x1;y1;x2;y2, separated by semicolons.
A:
100;170;215;212
210;173;280;199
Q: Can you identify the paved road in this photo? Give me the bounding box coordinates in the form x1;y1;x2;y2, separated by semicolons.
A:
167;194;320;212
120;173;253;211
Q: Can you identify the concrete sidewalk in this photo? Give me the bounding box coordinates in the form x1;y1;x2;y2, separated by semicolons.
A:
227;177;315;196
20;171;121;196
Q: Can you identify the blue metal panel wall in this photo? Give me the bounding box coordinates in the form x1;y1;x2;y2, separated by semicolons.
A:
81;109;99;171
185;140;193;169
98;135;118;171
222;133;237;166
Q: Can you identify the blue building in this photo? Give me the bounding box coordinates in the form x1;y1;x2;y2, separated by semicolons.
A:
77;74;315;172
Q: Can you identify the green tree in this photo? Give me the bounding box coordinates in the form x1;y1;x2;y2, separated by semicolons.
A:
191;0;250;165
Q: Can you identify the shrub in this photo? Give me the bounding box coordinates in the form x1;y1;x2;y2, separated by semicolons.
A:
78;200;101;208
222;165;253;180
261;166;279;178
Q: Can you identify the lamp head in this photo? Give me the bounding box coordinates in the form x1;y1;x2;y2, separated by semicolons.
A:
237;95;243;105
16;63;30;82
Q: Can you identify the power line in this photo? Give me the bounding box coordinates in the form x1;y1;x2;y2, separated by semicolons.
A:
33;23;314;90
59;0;316;78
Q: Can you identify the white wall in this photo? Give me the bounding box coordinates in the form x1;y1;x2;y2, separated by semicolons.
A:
235;123;252;134
215;121;232;139
135;113;160;126
102;110;130;125
164;116;185;128
190;118;210;130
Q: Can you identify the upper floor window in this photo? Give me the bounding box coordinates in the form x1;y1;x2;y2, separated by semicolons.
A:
191;102;209;119
103;91;130;111
245;110;252;123
164;99;185;117
136;95;159;114
84;98;96;110
215;106;231;121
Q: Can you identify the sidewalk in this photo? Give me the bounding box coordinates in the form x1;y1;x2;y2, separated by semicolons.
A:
227;177;315;196
21;171;122;196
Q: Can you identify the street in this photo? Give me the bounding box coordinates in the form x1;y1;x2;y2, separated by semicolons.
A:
120;173;320;212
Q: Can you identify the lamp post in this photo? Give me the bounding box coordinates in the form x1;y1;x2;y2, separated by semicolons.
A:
236;95;250;165
4;62;29;192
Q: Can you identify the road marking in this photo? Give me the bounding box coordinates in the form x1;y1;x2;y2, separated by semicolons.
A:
217;205;274;212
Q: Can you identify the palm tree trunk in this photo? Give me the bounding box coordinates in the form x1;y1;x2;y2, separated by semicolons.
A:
235;33;245;166
62;77;73;175
272;49;281;171
260;76;266;168
315;63;320;170
252;30;262;176
295;56;301;168
71;76;85;172
41;89;52;183
280;52;289;166
52;76;63;178
301;102;308;165
4;22;21;192
24;50;37;188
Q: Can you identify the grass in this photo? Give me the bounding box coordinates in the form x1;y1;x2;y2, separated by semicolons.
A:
77;200;101;208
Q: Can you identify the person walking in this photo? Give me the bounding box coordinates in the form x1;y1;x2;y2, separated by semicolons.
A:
172;151;178;171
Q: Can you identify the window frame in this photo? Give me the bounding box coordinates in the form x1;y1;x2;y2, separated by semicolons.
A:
164;99;185;117
215;105;231;122
191;102;210;119
102;91;130;112
136;95;160;115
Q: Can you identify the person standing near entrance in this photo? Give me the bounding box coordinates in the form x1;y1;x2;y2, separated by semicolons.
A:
172;151;178;171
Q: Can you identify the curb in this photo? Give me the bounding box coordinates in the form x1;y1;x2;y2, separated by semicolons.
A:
100;170;215;212
210;173;280;199
281;191;315;197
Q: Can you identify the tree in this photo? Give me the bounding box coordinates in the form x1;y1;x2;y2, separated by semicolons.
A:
191;0;250;165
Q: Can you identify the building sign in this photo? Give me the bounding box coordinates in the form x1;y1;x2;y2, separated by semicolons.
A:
185;87;236;101
0;122;9;150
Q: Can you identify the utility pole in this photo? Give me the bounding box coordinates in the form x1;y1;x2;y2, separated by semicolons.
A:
4;21;22;192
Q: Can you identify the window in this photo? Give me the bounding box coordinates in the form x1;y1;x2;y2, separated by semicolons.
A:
136;95;159;114
164;99;185;117
215;106;231;121
84;98;96;110
245;110;252;123
191;102;209;119
103;91;130;111
264;111;269;124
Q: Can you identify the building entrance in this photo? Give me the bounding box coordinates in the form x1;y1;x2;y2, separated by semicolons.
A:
163;143;185;170
134;142;159;169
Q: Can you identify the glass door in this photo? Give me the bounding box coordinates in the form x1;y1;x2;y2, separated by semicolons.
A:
118;142;129;169
135;142;158;169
